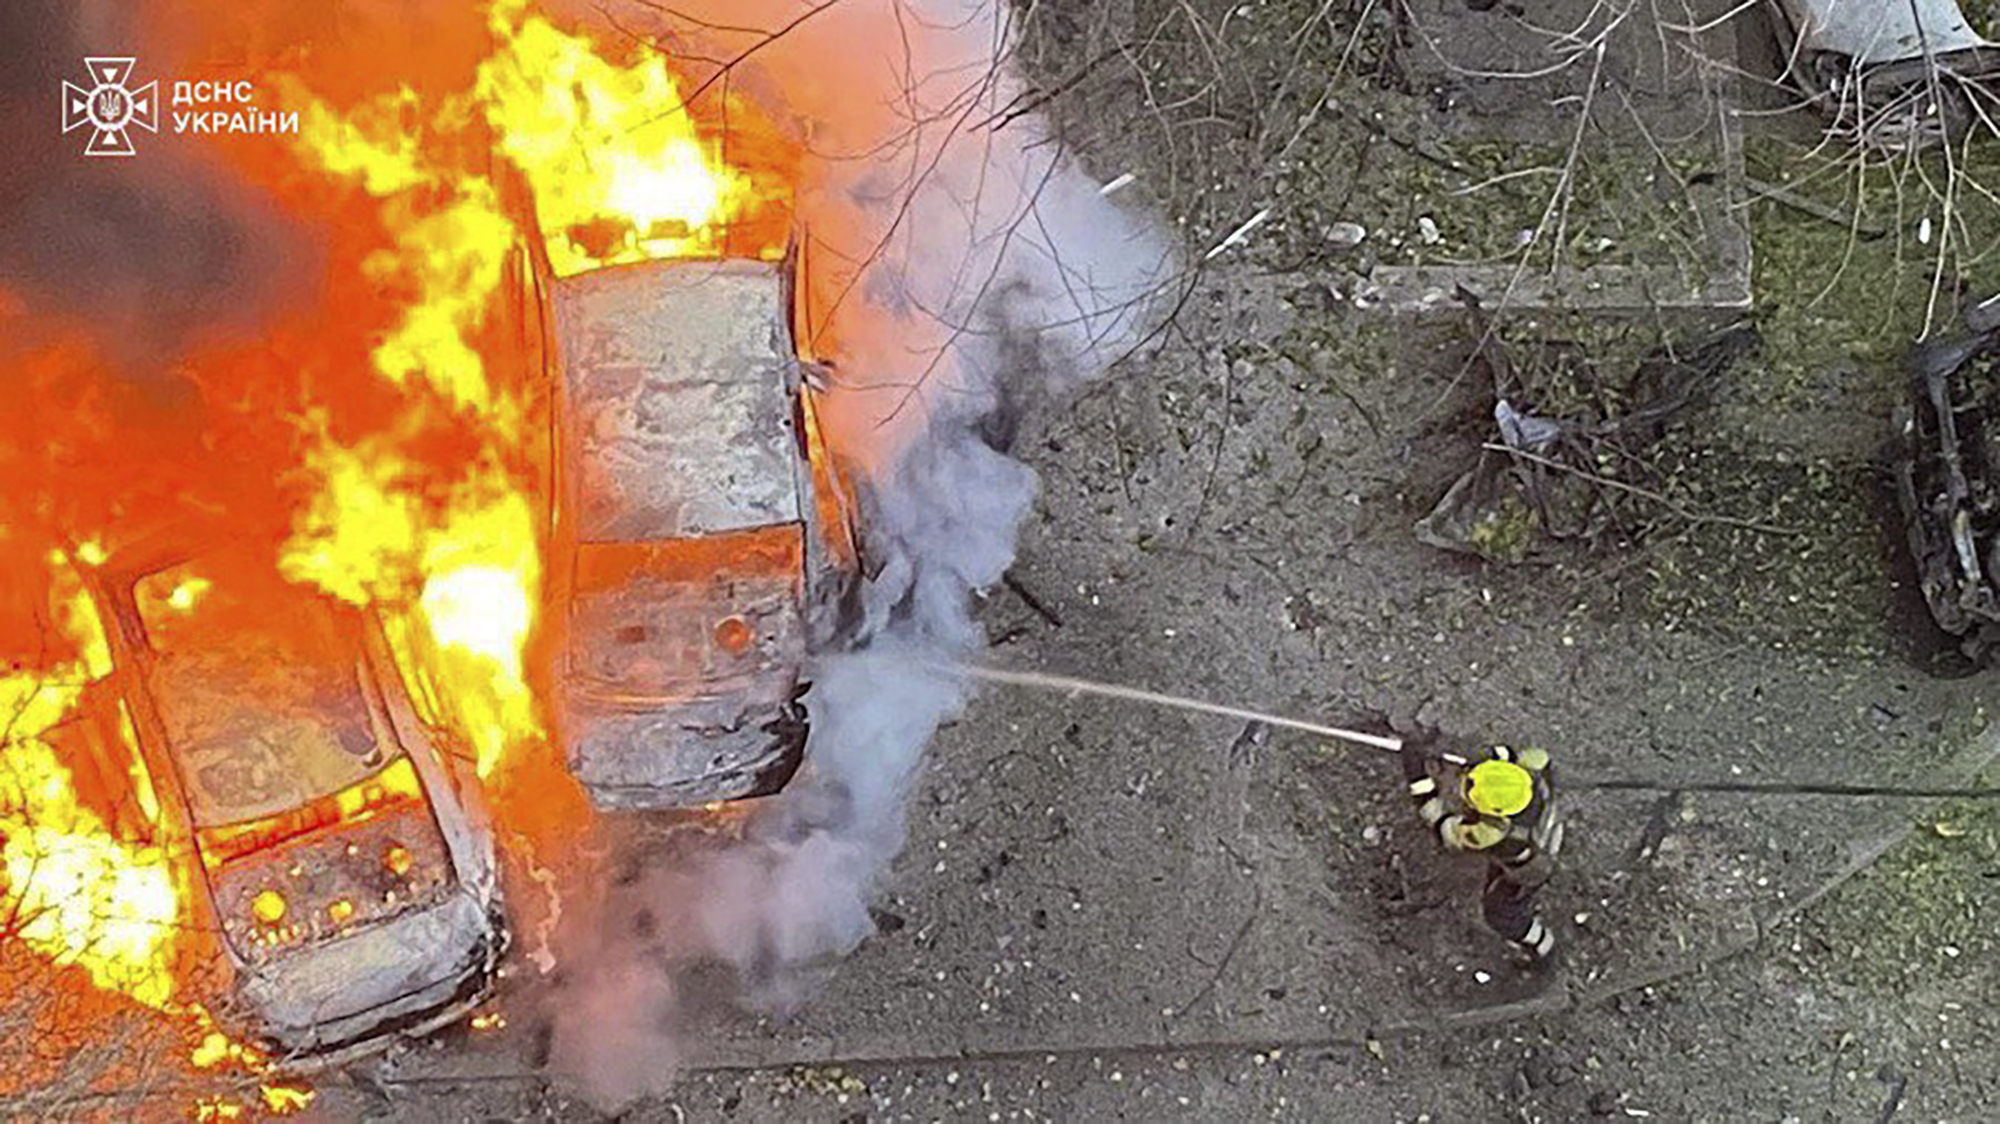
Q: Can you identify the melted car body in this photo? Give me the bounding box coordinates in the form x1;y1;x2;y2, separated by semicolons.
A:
548;252;859;810
78;544;505;1067
1894;304;2000;658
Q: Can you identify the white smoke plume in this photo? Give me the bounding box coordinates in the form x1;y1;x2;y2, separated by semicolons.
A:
539;0;1172;1107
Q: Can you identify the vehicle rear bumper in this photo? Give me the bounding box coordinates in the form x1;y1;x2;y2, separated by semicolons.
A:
569;688;807;810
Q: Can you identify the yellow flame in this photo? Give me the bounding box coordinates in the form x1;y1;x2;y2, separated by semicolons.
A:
193;1098;245;1121
280;81;430;195
167;575;212;612
278;433;424;606
0;560;180;1011
122;703;162;824
261;1083;317;1114
362;187;517;417
268;0;769;784
280;436;541;779
417;490;539;778
477;0;743;276
273;5;567;783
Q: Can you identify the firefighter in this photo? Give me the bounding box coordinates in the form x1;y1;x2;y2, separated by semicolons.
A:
1402;736;1563;961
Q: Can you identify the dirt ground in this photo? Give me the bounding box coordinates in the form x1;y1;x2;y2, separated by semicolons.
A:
110;0;2000;1118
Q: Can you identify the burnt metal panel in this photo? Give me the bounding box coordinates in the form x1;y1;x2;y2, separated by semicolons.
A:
563;533;809;808
554;258;803;541
238;887;500;1055
566;534;805;697
205;803;452;965
565;688;808;810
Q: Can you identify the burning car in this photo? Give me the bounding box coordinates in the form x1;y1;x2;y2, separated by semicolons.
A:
544;245;863;811
1894;297;2000;659
1767;0;2000;147
74;538;505;1066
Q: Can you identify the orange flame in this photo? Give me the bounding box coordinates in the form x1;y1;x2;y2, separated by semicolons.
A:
261;0;793;781
0;552;180;1011
4;0;801;1091
476;0;785;275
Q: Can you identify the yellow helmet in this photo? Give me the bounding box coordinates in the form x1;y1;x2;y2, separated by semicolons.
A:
1464;759;1534;817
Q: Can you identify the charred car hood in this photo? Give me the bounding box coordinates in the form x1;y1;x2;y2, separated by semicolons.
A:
236;886;499;1057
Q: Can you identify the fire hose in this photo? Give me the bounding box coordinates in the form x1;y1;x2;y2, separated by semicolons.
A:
947;663;2000;798
957;664;1405;753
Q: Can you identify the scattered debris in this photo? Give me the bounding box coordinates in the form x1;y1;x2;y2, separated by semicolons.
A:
1415;291;1761;562
1327;220;1368;248
1766;0;2000;149
1204;208;1272;260
1893;296;2000;657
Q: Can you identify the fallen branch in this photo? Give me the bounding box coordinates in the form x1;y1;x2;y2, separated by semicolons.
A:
1479;442;1804;537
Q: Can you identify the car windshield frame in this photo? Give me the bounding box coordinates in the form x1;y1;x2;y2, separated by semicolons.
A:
127;562;407;831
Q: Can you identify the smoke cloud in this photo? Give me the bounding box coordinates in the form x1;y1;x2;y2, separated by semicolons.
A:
534;0;1171;1108
0;0;302;375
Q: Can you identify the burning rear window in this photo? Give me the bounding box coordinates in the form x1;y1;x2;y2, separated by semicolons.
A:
196;756;423;867
131;564;397;830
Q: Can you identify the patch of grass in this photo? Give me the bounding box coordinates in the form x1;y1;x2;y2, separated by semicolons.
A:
1642;449;1888;654
1745;137;2000;413
1630;139;2000;651
1779;794;2000;995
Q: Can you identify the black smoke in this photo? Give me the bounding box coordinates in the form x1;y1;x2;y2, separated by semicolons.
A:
0;0;300;374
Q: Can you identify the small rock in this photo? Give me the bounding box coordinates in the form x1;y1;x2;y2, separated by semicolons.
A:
1417;215;1441;244
1327;221;1368;248
1362;826;1382;845
1523;1048;1575;1089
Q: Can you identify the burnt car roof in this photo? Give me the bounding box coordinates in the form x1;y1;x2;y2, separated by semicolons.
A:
553;257;803;542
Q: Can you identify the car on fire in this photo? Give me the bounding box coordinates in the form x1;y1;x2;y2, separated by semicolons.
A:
72;537;505;1066
541;243;864;811
1766;0;2000;147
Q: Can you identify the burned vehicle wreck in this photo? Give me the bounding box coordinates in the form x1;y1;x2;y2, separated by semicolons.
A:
1767;0;2000;147
1894;299;2000;659
74;539;505;1067
546;248;863;811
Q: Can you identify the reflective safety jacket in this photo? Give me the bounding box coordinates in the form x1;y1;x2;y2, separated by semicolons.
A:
1403;741;1563;888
